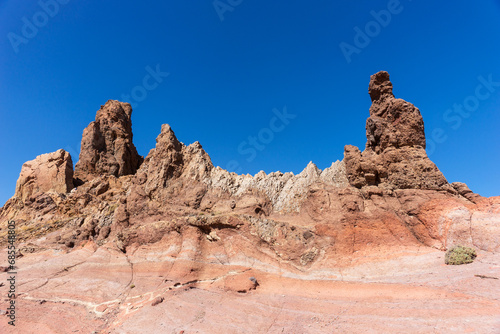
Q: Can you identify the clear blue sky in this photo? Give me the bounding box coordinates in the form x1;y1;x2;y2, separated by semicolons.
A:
1;1;499;206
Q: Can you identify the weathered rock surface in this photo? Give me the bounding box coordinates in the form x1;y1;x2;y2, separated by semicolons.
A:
206;160;347;213
366;70;426;151
0;72;498;333
74;100;143;182
344;71;450;191
14;149;74;202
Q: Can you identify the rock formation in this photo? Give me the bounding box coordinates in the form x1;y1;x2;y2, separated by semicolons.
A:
1;72;499;334
2;71;496;252
366;70;426;151
344;71;451;191
74;100;143;182
133;124;213;197
14;149;74;202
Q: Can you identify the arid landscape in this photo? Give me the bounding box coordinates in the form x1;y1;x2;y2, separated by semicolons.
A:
1;72;499;333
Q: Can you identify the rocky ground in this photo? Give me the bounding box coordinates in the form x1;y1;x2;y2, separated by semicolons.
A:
0;71;498;333
0;241;499;333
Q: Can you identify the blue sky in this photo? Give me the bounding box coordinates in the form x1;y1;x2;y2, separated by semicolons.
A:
0;0;499;206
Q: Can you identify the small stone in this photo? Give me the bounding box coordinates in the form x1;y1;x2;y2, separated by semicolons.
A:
151;297;164;306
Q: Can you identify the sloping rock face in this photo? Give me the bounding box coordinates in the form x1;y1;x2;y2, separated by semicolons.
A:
1;72;499;334
344;71;450;191
14;149;73;202
123;124;215;228
74;100;143;182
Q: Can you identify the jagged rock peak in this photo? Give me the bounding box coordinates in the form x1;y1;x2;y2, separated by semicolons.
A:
131;123;186;196
74;100;143;182
156;124;183;151
299;161;320;177
15;149;74;202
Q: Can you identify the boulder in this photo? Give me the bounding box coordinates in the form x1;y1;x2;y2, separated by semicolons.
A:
15;149;74;202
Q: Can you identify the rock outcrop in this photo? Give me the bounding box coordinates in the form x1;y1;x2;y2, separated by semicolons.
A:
451;181;482;203
74;100;143;182
124;124;214;225
366;70;426;151
344;71;450;191
206;160;347;213
0;71;498;334
14;149;74;202
2;71;494;253
132;124;213;197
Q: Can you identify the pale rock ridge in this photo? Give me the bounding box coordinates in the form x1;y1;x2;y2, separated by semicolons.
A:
206;160;348;212
128;123;348;213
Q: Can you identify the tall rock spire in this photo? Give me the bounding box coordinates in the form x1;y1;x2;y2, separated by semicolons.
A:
74;100;143;182
344;71;451;191
366;71;426;153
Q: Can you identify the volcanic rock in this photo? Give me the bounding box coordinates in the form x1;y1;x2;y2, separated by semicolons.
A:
14;149;74;202
151;296;164;306
74;100;142;183
344;71;450;191
451;181;482;203
125;124;214;225
366;70;426;151
133;124;203;196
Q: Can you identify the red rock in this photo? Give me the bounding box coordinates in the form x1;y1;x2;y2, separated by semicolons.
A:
151;296;164;306
367;71;426;151
345;71;451;191
74;100;142;183
224;272;259;293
